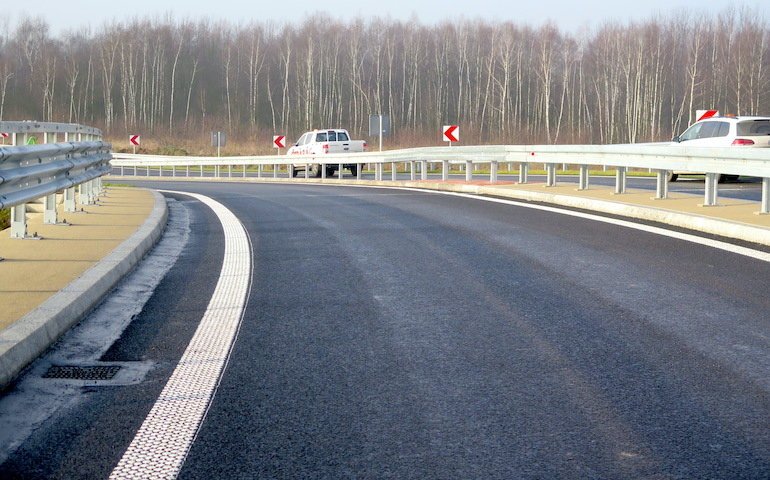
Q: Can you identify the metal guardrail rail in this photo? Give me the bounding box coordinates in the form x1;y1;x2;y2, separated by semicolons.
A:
111;144;770;214
0;121;102;145
0;122;111;240
0;142;112;209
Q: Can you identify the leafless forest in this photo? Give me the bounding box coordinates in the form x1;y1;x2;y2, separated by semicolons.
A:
0;8;768;149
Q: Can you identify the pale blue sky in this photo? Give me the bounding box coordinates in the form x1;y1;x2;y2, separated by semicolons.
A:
5;0;769;34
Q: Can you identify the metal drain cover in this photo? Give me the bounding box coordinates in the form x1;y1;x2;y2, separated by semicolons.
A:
43;365;122;380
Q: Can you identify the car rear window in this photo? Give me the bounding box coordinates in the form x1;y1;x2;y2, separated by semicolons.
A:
737;120;770;136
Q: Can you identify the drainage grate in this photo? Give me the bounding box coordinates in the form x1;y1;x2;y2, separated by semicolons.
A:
43;365;122;380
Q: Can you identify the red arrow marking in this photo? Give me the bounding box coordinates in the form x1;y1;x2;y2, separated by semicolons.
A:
129;135;140;146
697;110;718;122
444;125;458;142
273;135;286;148
0;133;8;138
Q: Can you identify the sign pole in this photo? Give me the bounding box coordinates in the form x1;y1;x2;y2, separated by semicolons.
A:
379;115;383;152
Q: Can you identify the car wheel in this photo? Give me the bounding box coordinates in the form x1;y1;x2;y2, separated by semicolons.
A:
290;167;297;178
309;164;321;177
349;165;358;177
718;174;738;183
667;172;678;182
326;166;335;177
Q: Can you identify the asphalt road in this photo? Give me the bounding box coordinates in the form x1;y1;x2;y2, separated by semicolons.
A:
2;182;770;479
112;166;766;202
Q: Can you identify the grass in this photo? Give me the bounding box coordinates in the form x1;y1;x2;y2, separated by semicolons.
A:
0;209;9;231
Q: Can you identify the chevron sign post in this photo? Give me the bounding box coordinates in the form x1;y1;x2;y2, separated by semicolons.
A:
129;134;140;154
273;135;286;156
443;125;459;145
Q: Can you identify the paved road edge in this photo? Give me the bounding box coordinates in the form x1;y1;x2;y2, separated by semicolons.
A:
107;176;770;248
0;189;168;389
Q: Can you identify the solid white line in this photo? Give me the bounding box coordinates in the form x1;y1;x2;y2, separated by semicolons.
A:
339;184;770;263
110;190;252;480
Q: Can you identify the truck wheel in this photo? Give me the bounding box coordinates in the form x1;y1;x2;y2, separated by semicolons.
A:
325;166;335;177
667;172;678;182
290;167;297;178
349;165;358;177
309;165;321;177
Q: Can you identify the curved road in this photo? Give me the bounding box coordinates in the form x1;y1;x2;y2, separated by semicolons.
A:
1;181;769;479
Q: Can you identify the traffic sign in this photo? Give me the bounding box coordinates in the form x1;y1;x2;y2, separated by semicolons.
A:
696;110;719;122
273;135;286;149
443;125;459;143
0;133;8;138
129;134;141;146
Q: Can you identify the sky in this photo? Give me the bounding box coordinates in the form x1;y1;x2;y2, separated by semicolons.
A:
4;0;769;34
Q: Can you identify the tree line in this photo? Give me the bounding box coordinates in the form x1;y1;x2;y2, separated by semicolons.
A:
0;8;768;147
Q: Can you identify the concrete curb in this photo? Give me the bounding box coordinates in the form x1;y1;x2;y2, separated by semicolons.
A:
0;189;168;389
108;175;770;248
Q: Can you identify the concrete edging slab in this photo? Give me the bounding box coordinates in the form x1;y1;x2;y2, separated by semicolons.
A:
0;189;168;389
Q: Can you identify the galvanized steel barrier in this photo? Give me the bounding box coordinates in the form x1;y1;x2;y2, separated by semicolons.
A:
110;143;770;214
0;122;111;239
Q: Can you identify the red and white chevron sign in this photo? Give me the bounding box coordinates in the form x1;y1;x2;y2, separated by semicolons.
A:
0;132;8;139
696;110;719;122
129;134;141;146
443;125;459;143
273;135;286;149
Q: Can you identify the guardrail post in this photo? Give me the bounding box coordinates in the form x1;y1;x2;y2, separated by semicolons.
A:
465;160;473;181
421;160;428;180
442;160;449;181
703;173;718;206
257;164;262;178
228;165;232;178
546;163;557;187
338;163;343;179
44;194;59;224
578;165;589;190
273;164;278;179
519;163;529;184
655;170;669;199
322;163;327;179
356;163;362;180
172;166;177;177
64;187;76;212
615;167;627;194
88;180;97;204
10;204;28;238
391;162;397;181
79;182;91;205
490;161;498;183
761;178;769;214
408;161;414;181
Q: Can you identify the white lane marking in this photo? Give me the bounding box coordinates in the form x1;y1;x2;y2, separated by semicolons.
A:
339;184;770;263
110;190;252;480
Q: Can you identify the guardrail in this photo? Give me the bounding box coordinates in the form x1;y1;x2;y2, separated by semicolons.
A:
110;144;770;214
0;121;102;145
0;122;111;240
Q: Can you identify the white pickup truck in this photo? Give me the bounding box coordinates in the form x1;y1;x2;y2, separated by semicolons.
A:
287;128;367;177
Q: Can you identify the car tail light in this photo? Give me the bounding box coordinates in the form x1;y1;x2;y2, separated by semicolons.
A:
363;142;367;151
732;138;755;146
322;143;329;153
